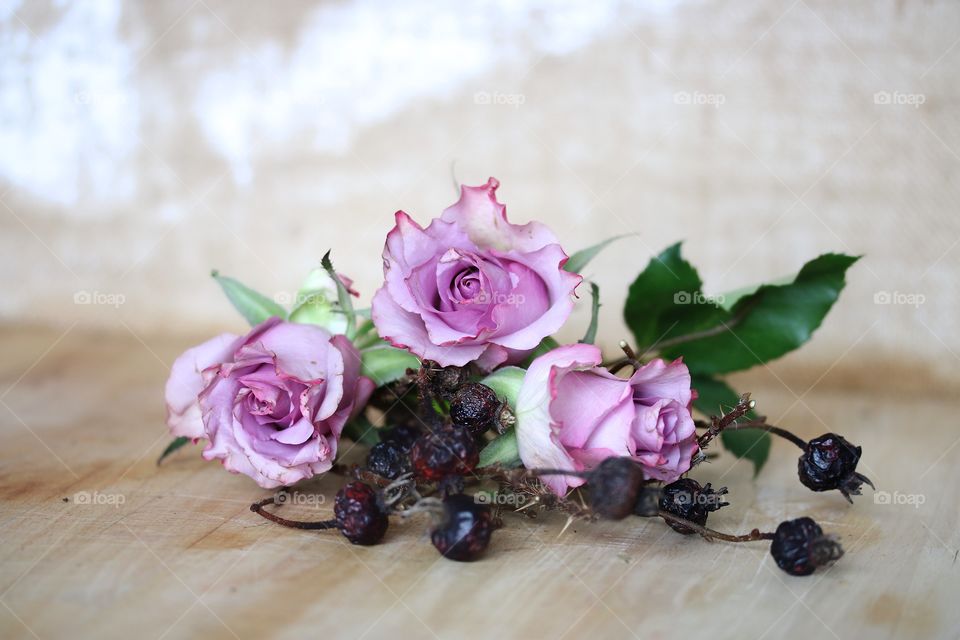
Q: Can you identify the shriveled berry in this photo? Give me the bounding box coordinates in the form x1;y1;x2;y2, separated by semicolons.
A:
587;457;645;520
770;517;843;576
379;424;422;451
410;424;479;482
798;433;874;502
365;440;411;480
334;482;388;545
430;493;495;561
449;383;501;434
658;479;729;534
420;362;471;400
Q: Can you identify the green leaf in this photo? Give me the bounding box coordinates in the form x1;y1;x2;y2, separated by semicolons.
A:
478;428;522;468
580;282;600;344
520;336;559;368
480;366;525;410
211;271;287;326
623;243;728;351
564;234;631;274
360;345;420;386
692;376;769;475
342;416;380;446
662;254;860;375
157;436;191;466
320;251;357;338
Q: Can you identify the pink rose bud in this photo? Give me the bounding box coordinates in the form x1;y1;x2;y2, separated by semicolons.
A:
515;344;699;495
164;318;374;488
371;177;581;369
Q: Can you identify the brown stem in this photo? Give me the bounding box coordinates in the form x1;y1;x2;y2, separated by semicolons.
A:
697;393;756;449
658;510;774;542
250;497;339;530
696;418;807;450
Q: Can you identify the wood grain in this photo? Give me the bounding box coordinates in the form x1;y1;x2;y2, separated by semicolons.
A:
0;325;957;639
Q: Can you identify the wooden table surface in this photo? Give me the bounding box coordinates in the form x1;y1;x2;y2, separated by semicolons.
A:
1;325;957;640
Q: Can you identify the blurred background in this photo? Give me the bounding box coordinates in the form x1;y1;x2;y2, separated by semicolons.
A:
1;0;957;394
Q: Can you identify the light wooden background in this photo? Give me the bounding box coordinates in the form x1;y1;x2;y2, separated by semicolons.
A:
2;1;959;638
1;326;958;639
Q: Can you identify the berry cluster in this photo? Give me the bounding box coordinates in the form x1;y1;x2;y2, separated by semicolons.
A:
249;367;870;575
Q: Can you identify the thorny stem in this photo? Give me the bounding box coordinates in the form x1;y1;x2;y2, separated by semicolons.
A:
250;497;339;530
720;421;808;450
607;340;643;375
696;393;756;449
657;510;775;542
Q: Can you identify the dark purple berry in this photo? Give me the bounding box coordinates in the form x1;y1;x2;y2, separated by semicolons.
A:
430;493;495;561
365;440;411;480
449;383;501;434
379;424;422;451
798;433;874;502
419;361;471;400
658;479;729;534
410;424;479;482
770;517;844;576
587;457;645;520
334;482;388;545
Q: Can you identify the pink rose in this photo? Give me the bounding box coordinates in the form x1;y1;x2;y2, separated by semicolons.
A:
164;317;374;488
371;177;581;369
515;344;698;495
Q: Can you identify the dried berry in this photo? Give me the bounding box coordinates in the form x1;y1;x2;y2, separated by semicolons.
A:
379;424;422;451
798;433;874;502
430;493;496;561
658;479;729;534
410;424;479;482
770;517;844;576
587;457;645;520
449;383;501;434
365;440;411;480
419;361;471;400
334;482;388;545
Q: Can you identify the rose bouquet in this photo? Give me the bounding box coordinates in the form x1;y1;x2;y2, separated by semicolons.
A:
161;178;869;574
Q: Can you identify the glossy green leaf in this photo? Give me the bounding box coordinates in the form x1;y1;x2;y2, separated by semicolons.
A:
211;271;287;326
623;243;728;351
662;254;859;375
564;234;631;274
157;436;191;466
692;375;769;475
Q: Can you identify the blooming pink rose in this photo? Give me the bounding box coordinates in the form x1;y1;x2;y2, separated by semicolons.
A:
371;177;580;369
164;317;374;488
515;344;698;495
